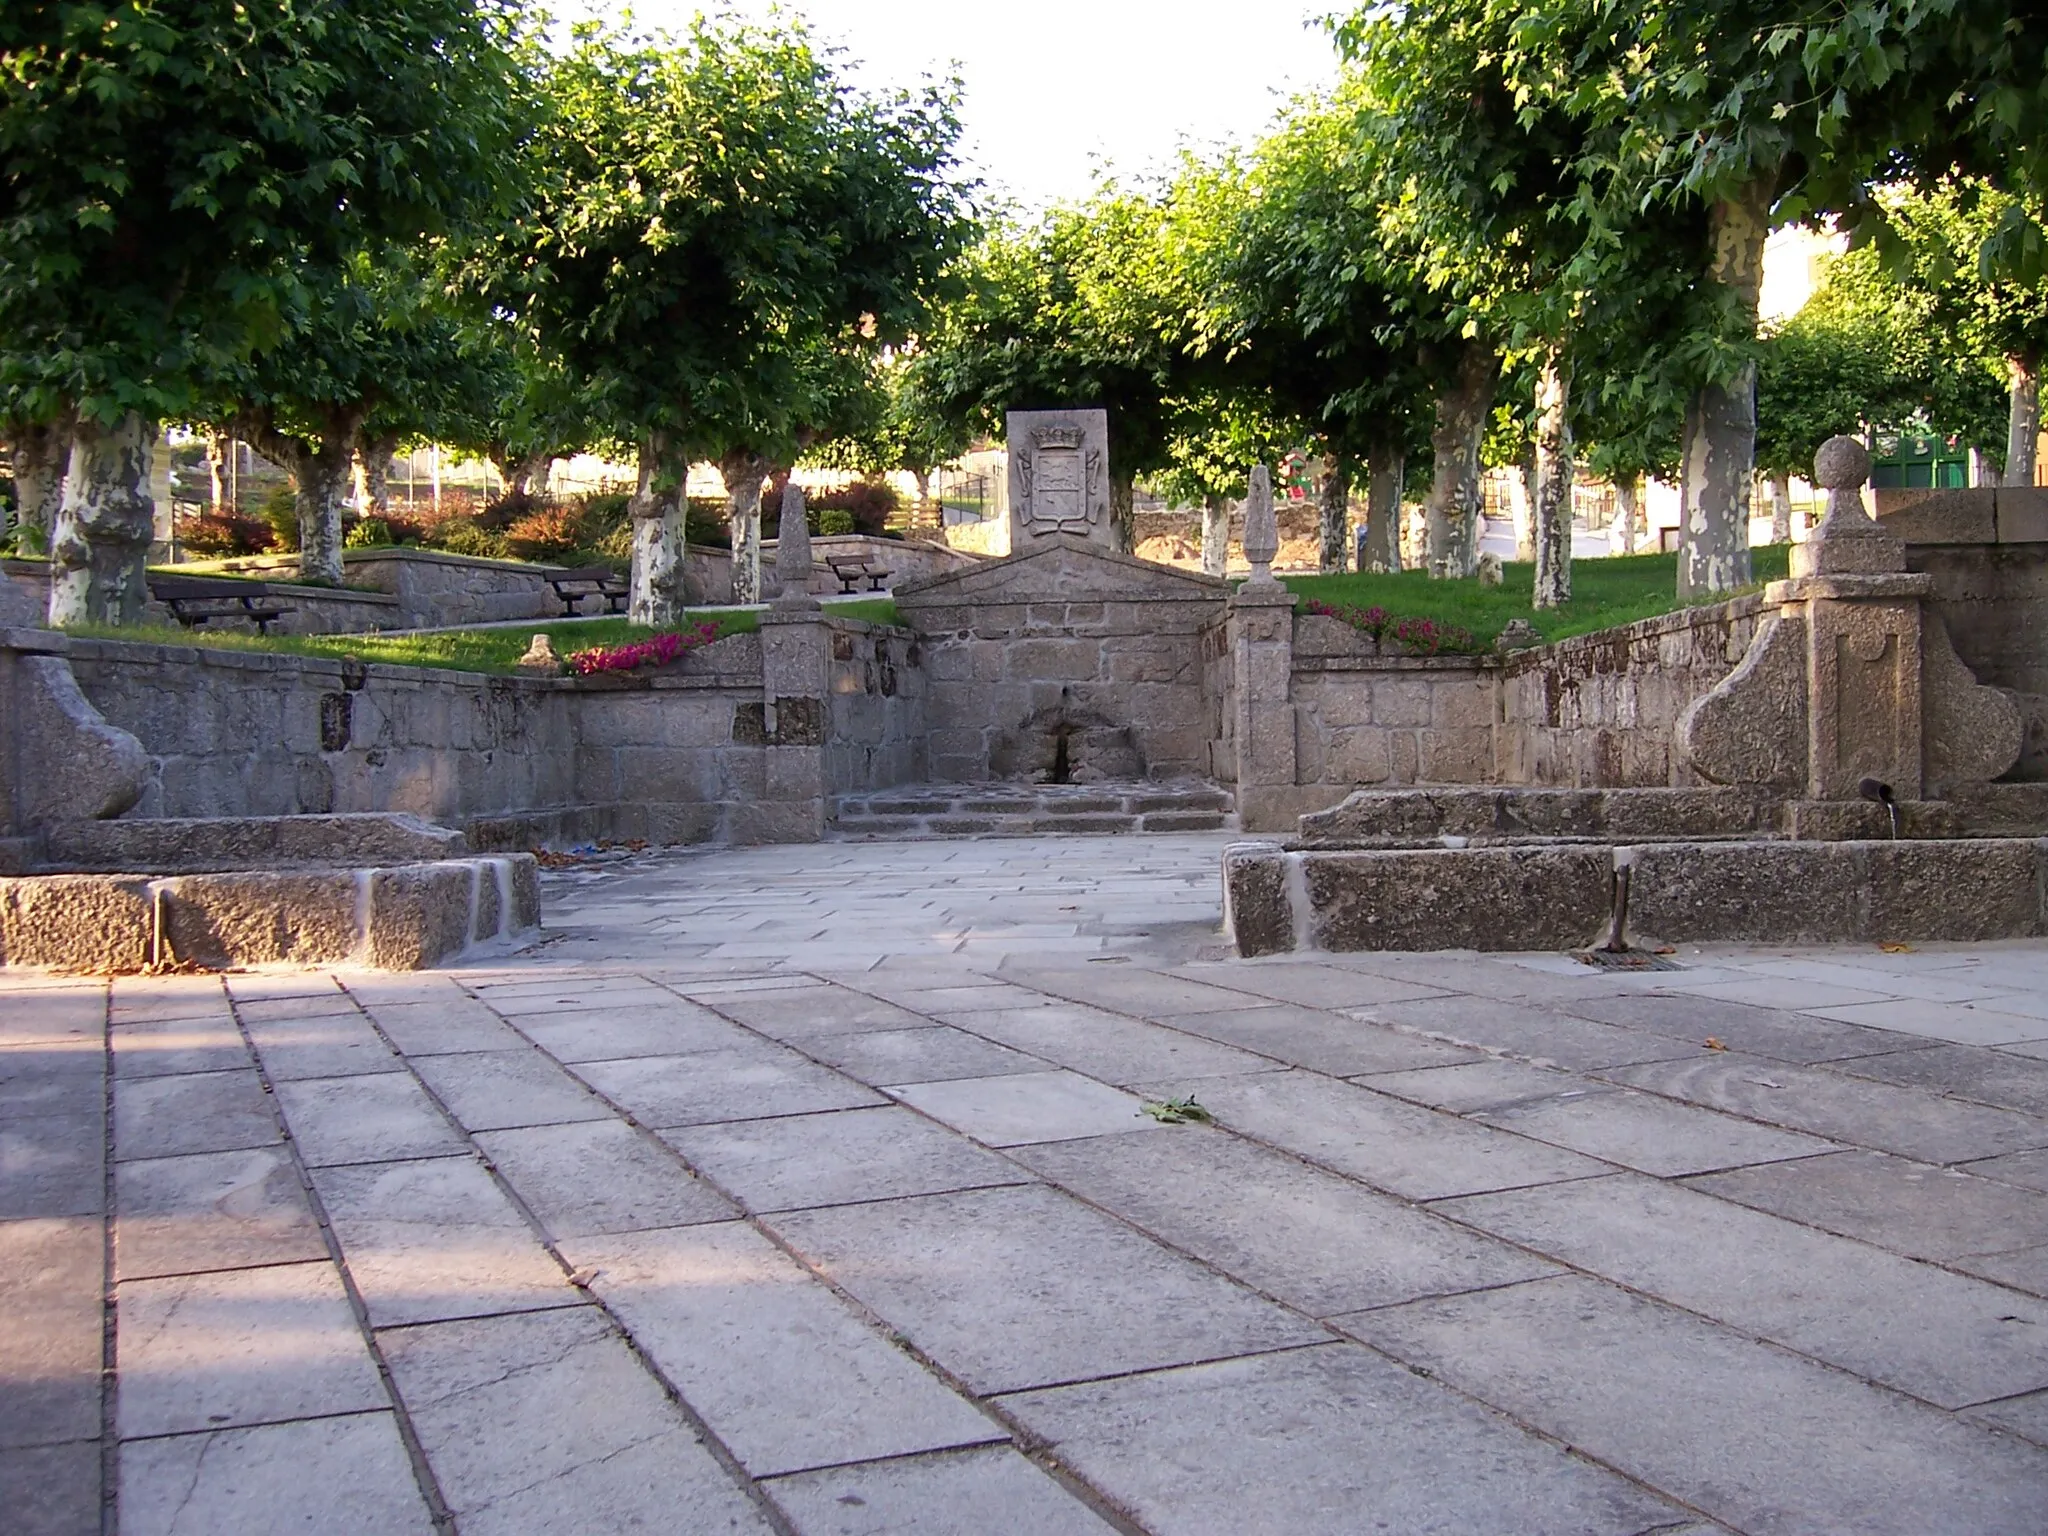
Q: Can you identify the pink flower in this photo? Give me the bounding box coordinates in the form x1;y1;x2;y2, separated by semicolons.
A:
568;621;722;676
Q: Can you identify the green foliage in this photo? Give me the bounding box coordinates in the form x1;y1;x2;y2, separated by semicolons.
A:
0;0;523;427
816;509;857;537
345;519;396;550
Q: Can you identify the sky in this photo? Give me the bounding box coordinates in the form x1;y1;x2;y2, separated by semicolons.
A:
623;2;1342;212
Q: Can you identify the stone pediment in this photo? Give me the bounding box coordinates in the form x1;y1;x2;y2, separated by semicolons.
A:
892;535;1226;606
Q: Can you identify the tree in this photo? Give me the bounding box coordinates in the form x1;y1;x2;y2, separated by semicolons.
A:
0;0;520;623
803;353;972;516
498;18;972;620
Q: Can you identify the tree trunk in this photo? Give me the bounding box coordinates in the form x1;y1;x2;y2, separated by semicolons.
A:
1424;340;1498;578
1677;179;1771;598
355;434;399;521
2006;353;2041;488
203;430;228;518
11;417;68;555
291;420;357;586
721;450;771;604
1533;352;1574;609
1362;441;1404;572
628;435;684;626
1614;477;1639;555
1111;473;1135;555
1769;472;1792;544
1200;493;1230;577
47;412;156;627
1507;456;1536;563
1318;455;1351;573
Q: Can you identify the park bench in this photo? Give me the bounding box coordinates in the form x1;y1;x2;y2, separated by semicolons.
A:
547;566;629;616
147;574;292;635
824;553;892;593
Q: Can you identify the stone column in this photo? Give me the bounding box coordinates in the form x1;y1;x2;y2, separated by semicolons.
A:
1230;466;1299;831
753;608;829;842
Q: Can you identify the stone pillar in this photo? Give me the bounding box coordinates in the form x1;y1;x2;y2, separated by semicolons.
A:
1230;466;1299;831
753;609;830;843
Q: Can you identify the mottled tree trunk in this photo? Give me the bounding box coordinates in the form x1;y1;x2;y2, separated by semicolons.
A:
1319;455;1351;573
1614;477;1639;555
354;433;399;521
722;450;771;605
1200;493;1230;577
1111;473;1135;555
291;427;356;586
1362;441;1404;572
1677;180;1771;598
628;435;684;626
1424;341;1498;578
205;431;228;516
47;412;156;627
1533;352;1573;609
1507;456;1536;563
2006;353;2041;488
11;417;68;555
1769;472;1793;544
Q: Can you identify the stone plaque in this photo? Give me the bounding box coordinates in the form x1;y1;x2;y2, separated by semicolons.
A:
1007;409;1113;552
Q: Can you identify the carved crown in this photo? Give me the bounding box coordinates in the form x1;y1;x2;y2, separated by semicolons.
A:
1032;425;1084;450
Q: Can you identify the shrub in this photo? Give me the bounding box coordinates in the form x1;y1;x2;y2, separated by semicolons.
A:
178;510;277;557
808;478;899;537
345;517;396;549
256;482;299;549
503;504;586;561
479;487;540;532
816;508;856;537
426;518;509;560
567;620;722;675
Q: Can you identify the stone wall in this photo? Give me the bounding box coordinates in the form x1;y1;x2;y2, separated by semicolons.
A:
2;559;403;634
343;549;567;628
825;620;929;792
687;534;982;604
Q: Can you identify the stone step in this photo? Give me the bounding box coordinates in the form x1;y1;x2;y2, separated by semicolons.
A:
829;780;1236;841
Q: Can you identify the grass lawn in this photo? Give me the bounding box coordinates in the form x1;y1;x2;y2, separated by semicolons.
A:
1281;545;1791;648
64;597;902;675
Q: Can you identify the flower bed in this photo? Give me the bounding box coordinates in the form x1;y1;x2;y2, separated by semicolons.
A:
1303;598;1482;656
567;621;722;675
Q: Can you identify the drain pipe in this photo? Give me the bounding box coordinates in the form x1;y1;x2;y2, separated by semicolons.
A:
1597;846;1637;953
1858;777;1900;839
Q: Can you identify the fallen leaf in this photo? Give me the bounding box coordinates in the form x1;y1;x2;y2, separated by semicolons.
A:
567;1266;599;1288
1879;942;1914;954
1140;1096;1214;1125
1704;1037;1729;1051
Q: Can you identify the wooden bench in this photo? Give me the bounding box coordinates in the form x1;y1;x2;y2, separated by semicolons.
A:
147;575;292;634
546;566;629;616
824;553;892;593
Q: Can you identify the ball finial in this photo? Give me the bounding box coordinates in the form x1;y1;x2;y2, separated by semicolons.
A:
1813;435;1871;492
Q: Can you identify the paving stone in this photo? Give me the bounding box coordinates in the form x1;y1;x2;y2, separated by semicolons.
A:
1439;1173;2048;1408
232;993;364;1023
0;1440;101;1536
1469;1082;1837;1176
272;1072;467;1167
1188;1071;1611;1201
1675;976;1894;1011
1324;951;1635;1006
1967;1147;2048;1194
484;983;686;1018
115;1147;324;1280
997;1342;1688;1536
355;997;528;1056
1566;990;1933;1063
310;1156;577;1327
1012;1129;1557;1316
886;1070;1159;1147
711;985;938;1038
0;1042;103;1123
116;1261;383;1437
1359;995;1700;1071
1358;1058;1597;1113
510;1000;764;1063
408;1048;610;1132
1164;960;1452;1010
474;1119;734;1238
936;1003;1274;1086
1687;1149;2048;1262
109;976;228;1024
1006;967;1280;1018
1156;1003;1485;1076
1804;998;2048;1047
1602;1052;2048;1164
114;1070;278;1161
111;1017;251;1080
1341;1274;2048;1536
847;980;1053;1014
1958;1244;2048;1296
564;1221;1000;1476
661;1105;1030;1212
785;1025;1046;1087
0;1113;102;1220
764;1445;1116;1536
0;988;104;1049
769;1184;1323;1395
0;1217;102;1448
119;1411;434;1536
378;1306;770;1535
1829;1043;2048;1119
1968;1389;2048;1446
222;974;346;1003
242;1012;399;1081
575;1048;884;1128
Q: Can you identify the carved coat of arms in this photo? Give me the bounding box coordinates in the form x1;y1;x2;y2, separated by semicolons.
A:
1017;425;1104;534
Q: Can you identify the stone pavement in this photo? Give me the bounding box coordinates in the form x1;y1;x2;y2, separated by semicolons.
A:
7;829;2048;1533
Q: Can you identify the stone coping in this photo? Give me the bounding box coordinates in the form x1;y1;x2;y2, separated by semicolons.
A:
35;812;467;874
0;853;540;972
194;547;571;578
1225;835;2048;956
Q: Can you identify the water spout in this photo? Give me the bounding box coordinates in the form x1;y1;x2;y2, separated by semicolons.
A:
1858;777;1900;840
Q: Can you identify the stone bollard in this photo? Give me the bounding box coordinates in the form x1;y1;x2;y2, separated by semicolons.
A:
1229;466;1299;830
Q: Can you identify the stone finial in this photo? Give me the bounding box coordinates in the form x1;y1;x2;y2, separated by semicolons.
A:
1792;433;1902;577
773;480;819;610
514;634;564;676
1241;465;1279;586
